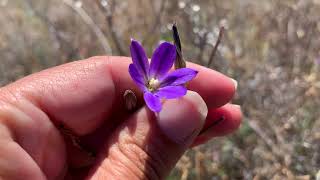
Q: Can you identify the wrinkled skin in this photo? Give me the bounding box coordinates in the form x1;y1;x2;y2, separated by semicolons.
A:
0;56;241;179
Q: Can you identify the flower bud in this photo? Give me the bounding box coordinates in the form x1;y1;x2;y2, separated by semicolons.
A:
124;89;137;111
172;23;186;69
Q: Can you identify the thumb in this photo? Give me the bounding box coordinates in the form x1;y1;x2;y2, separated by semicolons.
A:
89;91;207;179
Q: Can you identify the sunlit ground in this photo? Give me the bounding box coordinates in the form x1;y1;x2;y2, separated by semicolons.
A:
0;0;319;179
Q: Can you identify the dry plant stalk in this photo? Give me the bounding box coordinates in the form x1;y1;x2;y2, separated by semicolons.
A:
207;26;224;67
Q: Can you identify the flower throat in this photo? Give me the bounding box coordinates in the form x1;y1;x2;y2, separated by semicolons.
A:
147;78;160;92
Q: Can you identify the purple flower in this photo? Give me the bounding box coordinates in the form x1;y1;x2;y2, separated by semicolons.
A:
128;39;198;112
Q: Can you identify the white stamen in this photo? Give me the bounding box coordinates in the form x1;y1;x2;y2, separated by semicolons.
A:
148;78;160;92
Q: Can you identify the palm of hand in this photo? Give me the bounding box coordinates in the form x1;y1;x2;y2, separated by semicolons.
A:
0;56;241;179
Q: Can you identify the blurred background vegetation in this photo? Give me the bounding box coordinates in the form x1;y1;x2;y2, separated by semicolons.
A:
1;0;320;179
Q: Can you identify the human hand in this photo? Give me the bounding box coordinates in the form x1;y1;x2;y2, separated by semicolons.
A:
0;56;241;179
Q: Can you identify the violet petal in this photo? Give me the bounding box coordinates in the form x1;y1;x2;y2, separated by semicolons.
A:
160;68;198;87
144;91;162;112
130;39;149;80
155;85;187;99
149;42;176;79
128;64;147;91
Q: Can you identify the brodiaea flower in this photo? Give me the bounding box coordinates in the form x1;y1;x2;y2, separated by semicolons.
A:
128;39;198;112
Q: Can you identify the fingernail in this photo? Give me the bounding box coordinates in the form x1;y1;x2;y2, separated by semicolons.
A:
230;104;242;118
157;91;207;146
230;78;238;90
232;104;241;109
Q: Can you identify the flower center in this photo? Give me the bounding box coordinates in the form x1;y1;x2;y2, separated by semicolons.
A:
147;78;160;92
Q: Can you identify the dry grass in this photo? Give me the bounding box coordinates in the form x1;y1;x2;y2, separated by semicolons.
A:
0;0;319;179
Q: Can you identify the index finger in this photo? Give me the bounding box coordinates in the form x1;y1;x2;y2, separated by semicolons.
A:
1;56;236;135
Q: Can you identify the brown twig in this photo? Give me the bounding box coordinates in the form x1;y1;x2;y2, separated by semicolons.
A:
246;118;284;163
197;31;209;64
24;0;78;62
207;26;225;67
141;0;167;46
95;0;126;55
62;0;112;54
